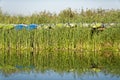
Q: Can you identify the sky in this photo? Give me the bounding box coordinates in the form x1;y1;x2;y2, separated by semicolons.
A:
0;0;120;16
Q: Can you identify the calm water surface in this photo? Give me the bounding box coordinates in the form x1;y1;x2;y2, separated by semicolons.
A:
0;50;120;80
1;71;120;80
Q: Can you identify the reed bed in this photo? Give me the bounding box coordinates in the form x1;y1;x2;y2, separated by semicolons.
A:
0;8;120;51
0;24;120;51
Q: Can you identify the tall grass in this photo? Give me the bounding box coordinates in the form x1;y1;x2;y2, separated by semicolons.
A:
0;8;120;51
0;24;120;51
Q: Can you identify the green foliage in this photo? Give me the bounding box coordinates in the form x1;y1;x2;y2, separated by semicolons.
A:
0;8;120;51
0;24;120;51
0;8;120;24
3;24;14;29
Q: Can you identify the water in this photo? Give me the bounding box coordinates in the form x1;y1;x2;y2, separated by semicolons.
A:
1;71;120;80
0;0;120;16
0;50;120;80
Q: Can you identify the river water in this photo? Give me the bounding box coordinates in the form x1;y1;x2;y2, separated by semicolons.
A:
1;70;120;80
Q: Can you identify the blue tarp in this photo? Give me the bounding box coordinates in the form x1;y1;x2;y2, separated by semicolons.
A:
26;24;38;30
15;24;25;30
15;24;38;30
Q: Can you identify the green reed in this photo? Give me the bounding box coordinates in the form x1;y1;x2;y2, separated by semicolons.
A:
0;24;120;51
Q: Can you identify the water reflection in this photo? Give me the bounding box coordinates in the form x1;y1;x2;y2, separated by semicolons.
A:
0;50;120;80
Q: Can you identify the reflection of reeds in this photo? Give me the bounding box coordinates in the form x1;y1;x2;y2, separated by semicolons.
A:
0;50;120;75
0;25;120;51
